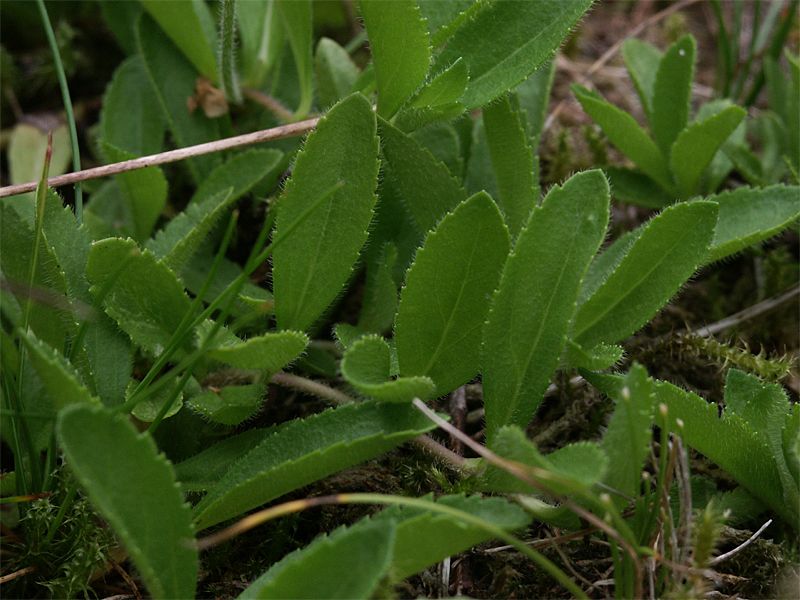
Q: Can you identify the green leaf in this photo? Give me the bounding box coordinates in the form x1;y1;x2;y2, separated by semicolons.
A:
409;58;468;109
515;60;556;145
651;35;696;156
240;519;395;599
418;0;473;41
604;167;673;209
175;428;274;492
58;405;197;599
411;122;463;178
18;328;97;409
572;84;672;191
579;229;640;305
482;171;609;440
573;201;718;348
86;238;195;356
128;379;183;423
194;148;284;206
193;402;436;529
670;105;746;198
139;0;218;80
315;37;359;109
273;94;379;332
705;184;800;263
621;38;662;120
137;14;222;181
208;330;308;371
396;192;510;395
341;335;435;402
371;494;531;580
357;243;398;334
276;0;313;117
188;384;264;426
483;93;537;238
361;0;431;118
7;124;71;188
146;188;234;271
378;117;468;233
238;0;283;86
563;339;623;371
434;0;593;109
599;364;656;498
100;56;164;156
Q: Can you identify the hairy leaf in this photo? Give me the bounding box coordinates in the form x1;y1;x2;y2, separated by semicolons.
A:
100;55;165;156
361;0;431;118
573;85;672;191
208;330;308;371
435;0;593;109
188;384;264;426
651;35;696;156
410;58;468;109
139;0;218;79
483;171;609;440
670;105;746;198
86;238;195;355
705;184;800;263
57;404;197;599
276;0;313;117
621;38;662;120
396;192;510;395
483;94;537;238
605;167;674;209
315;37;359;109
573;201;718;348
193;402;436;529
273;94;378;332
378;118;468;233
358;243;398;334
341;335;435;402
240;519;395;599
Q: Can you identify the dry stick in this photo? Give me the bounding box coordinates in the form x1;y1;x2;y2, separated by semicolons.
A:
0;566;36;585
691;285;799;338
0;118;319;199
708;519;773;566
543;0;703;133
268;372;467;469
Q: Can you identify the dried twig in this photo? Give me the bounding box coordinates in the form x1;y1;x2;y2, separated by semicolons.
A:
0;118;319;199
708;519;773;566
691;286;799;338
0;566;36;584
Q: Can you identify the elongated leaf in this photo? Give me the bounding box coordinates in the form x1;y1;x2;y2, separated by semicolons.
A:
651;35;695;156
137;15;221;181
140;0;217;79
410;58;468;109
238;0;283;86
57;404;197;599
341;335;435;402
483;171;609;440
578;229;640;305
599;364;656;498
379;117;468;233
573;85;672;191
705;184;800;263
396;192;510;395
86;238;195;355
128;379;183;423
315;37;359;109
434;0;593;109
573;201;718;349
188;384;264;426
209;330;308;371
604;167;674;208
240;519;395;599
621;38;662;120
483;93;537;238
192;148;284;206
358;243;398;334
563;339;623;371
670;105;746;198
371;494;530;580
273;94;379;332
276;0;313;117
515;60;556;144
193;402;436;529
100;55;165;156
19;328;96;409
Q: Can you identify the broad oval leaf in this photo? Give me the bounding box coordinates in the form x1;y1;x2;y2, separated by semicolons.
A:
86;238;195;355
434;0;593;109
273;93;379;332
57;404;197;599
670;105;746;198
193;402;436;529
361;0;431;118
341;334;436;402
208;330;308;371
239;519;395;599
573;201;719;349
482;170;609;440
396;192;510;395
705;184;800;263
